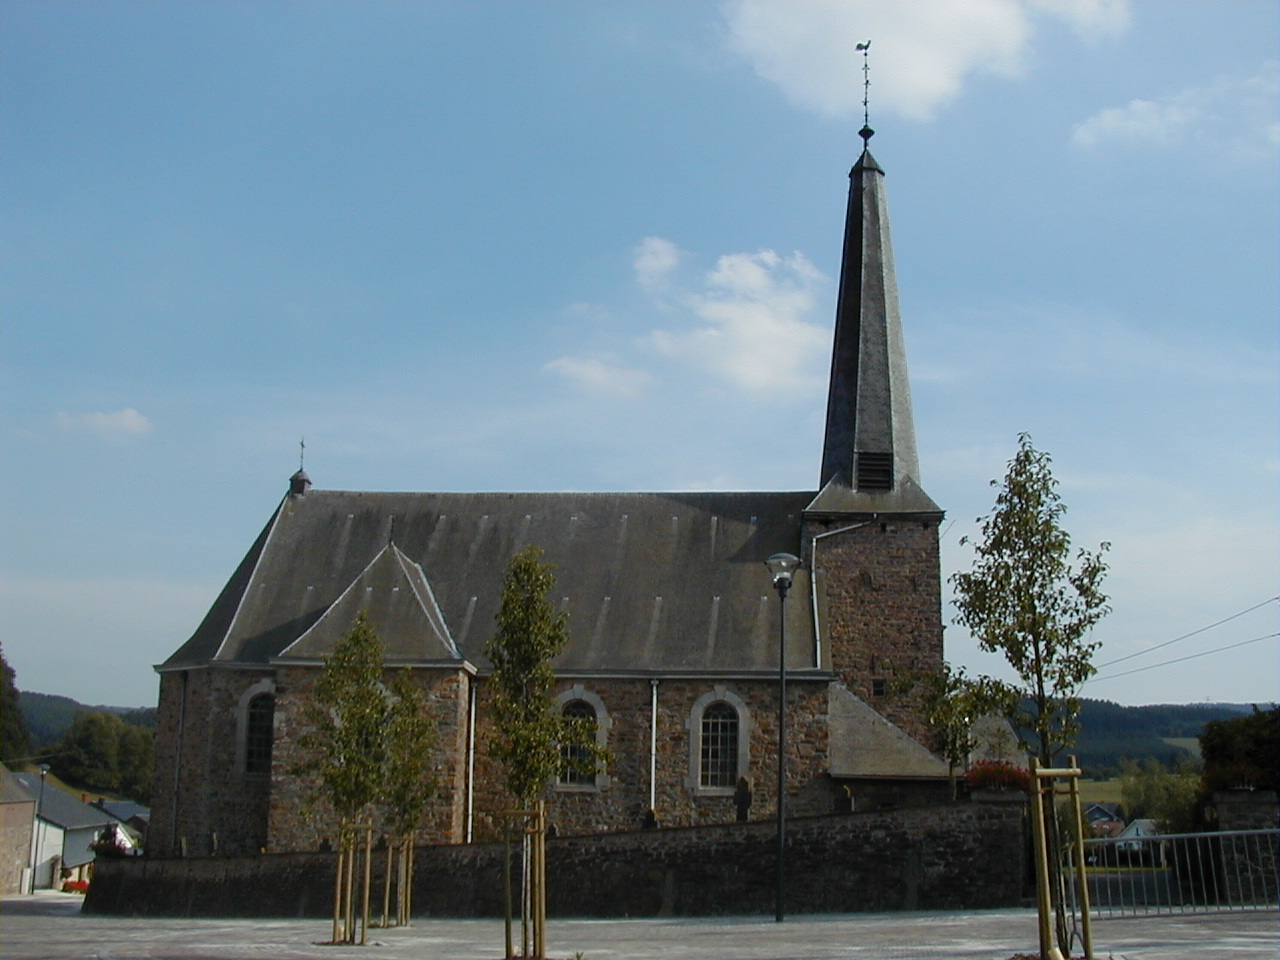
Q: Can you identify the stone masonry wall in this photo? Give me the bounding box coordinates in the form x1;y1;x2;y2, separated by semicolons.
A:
1;799;34;895
805;517;944;744
267;665;472;852
471;676;835;842
86;800;1027;918
149;667;276;857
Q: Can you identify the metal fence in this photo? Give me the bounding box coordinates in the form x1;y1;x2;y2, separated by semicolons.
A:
1067;829;1278;918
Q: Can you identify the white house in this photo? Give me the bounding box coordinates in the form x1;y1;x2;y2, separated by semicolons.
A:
10;772;114;889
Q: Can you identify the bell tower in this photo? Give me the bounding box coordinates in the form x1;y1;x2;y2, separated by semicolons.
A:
805;126;945;745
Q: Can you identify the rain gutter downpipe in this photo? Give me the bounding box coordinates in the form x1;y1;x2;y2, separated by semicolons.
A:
466;680;477;843
809;520;873;668
648;679;659;811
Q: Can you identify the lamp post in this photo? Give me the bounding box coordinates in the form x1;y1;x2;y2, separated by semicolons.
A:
765;552;800;923
30;764;49;893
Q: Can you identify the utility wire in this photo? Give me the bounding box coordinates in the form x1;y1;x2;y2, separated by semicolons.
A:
1089;631;1279;684
1093;595;1279;669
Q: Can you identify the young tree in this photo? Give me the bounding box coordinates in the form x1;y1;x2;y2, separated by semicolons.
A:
911;662;1018;798
485;546;601;805
0;643;32;763
291;612;391;944
294;612;389;824
484;546;604;959
380;669;437;926
951;434;1110;766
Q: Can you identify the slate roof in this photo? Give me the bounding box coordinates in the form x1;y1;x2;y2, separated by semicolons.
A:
90;799;151;825
1;770;35;805
9;773;115;831
827;685;949;780
277;542;462;665
820;147;922;495
164;489;823;676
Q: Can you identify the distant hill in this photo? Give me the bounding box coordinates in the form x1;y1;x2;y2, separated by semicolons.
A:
1066;699;1260;778
18;691;157;747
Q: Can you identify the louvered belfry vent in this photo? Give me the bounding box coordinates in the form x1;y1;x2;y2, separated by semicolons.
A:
856;451;893;491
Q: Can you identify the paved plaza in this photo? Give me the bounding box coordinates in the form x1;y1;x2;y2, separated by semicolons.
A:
1;892;1276;959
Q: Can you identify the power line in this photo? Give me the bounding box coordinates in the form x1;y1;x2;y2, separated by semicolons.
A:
1093;596;1279;669
1089;631;1279;684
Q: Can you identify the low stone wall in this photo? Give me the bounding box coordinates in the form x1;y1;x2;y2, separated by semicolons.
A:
1211;790;1278;831
86;800;1027;918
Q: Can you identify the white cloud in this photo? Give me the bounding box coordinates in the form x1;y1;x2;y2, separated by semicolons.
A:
1027;0;1129;42
552;238;829;399
1072;60;1280;155
56;407;153;438
722;0;1129;120
543;356;651;398
650;248;828;393
633;236;681;294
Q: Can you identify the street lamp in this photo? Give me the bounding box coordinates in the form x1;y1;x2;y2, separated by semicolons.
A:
30;764;49;893
765;552;800;923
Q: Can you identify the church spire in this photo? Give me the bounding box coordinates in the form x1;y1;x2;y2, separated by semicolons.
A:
817;134;921;495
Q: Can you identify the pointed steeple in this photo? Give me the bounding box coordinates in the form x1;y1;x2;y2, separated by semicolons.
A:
817;138;922;499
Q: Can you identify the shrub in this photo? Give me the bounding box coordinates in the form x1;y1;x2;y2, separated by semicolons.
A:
62;880;89;895
966;759;1031;792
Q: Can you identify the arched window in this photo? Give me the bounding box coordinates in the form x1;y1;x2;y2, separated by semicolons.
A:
559;699;597;786
699;701;739;789
687;687;751;796
244;693;275;775
553;686;611;791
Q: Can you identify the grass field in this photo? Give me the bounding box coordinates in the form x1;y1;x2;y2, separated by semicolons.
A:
1078;778;1124;805
1162;737;1201;757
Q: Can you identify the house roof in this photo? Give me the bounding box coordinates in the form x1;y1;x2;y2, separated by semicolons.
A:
1;770;35;805
9;774;114;831
90;798;150;825
163;489;825;676
277;542;462;664
827;685;949;779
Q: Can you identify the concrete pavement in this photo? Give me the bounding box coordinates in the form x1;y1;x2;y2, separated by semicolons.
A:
1;891;1275;959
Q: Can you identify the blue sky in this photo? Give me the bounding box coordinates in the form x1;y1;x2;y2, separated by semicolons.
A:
2;0;1276;709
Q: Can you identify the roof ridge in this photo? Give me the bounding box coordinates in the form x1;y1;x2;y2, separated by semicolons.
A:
213;495;290;662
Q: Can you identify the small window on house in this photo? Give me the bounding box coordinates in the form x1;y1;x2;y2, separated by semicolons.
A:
700;702;739;789
245;693;275;775
871;678;887;699
559;699;597;786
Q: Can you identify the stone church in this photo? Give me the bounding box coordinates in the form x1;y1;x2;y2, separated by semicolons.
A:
150;135;951;856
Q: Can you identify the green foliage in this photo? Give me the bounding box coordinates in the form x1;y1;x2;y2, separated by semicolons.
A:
1200;706;1279;792
117;722;155;803
18;692;155;749
292;612;440;837
292;612;391;823
950;434;1110;766
909;661;1017;785
382;669;438;838
49;710;154;803
1120;758;1201;833
1;642;32;763
485;546;603;805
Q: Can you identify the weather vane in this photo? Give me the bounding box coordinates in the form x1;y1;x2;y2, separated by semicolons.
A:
299;437;306;471
856;40;873;144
